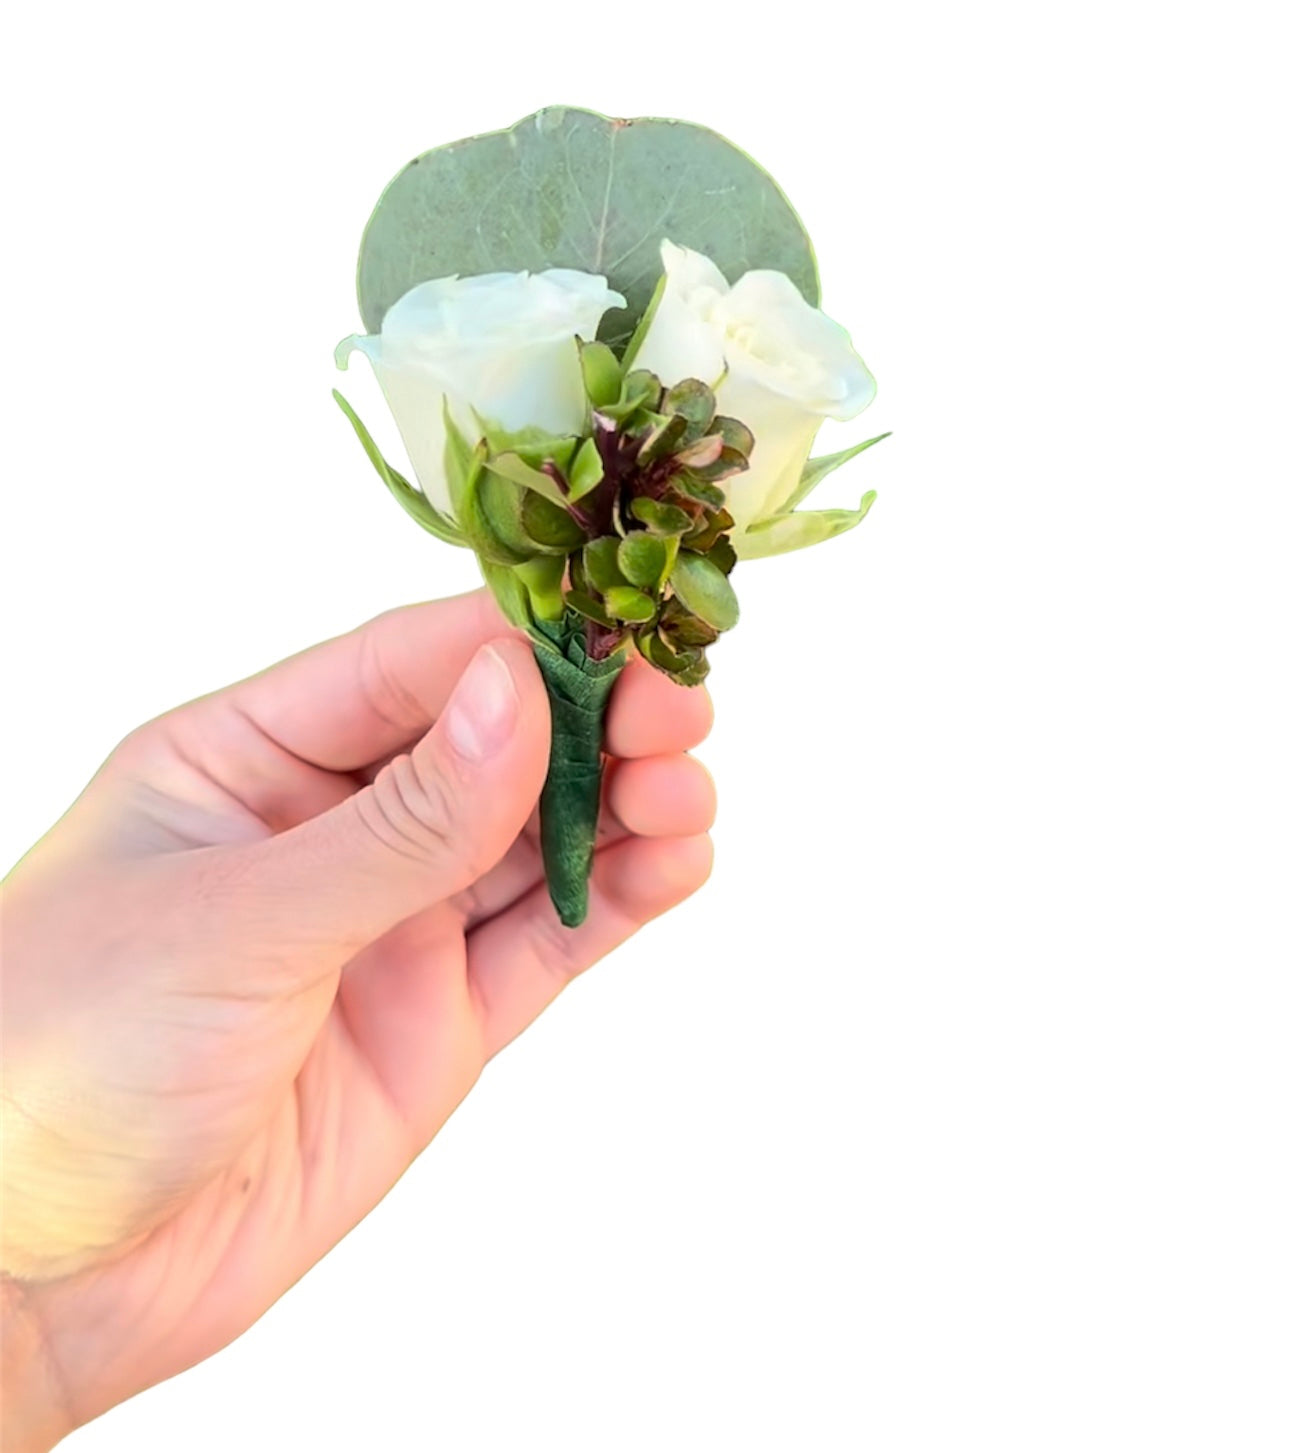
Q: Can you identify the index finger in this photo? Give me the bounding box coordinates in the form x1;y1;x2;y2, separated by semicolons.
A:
220;589;516;771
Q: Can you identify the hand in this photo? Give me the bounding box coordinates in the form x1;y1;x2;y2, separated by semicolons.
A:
0;590;715;1447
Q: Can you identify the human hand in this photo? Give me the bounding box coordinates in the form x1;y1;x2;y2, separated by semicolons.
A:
0;590;715;1448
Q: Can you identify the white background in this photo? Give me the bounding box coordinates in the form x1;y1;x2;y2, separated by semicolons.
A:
3;1;1288;1449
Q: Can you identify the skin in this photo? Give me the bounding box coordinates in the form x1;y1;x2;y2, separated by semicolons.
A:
0;590;716;1449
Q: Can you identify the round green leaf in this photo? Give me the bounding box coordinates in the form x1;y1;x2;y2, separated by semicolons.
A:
356;106;819;349
583;536;628;593
631;498;693;536
669;550;740;633
618;533;668;590
603;586;656;623
520;490;585;550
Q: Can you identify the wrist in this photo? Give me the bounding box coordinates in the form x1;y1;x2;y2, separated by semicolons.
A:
1;1276;75;1452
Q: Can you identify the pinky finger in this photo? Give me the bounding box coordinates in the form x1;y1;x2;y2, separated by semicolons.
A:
466;833;713;1060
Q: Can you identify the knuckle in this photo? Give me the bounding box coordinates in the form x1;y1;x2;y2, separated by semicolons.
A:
357;751;463;868
356;618;430;738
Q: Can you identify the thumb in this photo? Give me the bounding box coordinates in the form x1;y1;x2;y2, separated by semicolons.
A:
228;636;550;959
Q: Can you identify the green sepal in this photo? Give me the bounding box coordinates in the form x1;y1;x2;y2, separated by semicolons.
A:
579;339;622;408
487;452;570;507
598;369;662;423
472;467;549;565
515;555;567;621
619;272;667;371
332;390;467;548
442;406;524;564
476;416;579;470
530;613;629;928
568;438;605;502
738;490;878;560
778;432;892;514
479;558;534;630
669;550;740;632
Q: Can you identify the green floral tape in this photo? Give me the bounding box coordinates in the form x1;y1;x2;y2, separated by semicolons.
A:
531;616;627;927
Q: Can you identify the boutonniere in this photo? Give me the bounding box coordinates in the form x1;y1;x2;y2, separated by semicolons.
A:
336;107;888;926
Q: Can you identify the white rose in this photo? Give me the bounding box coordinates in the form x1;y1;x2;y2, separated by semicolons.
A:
337;269;625;515
631;241;876;531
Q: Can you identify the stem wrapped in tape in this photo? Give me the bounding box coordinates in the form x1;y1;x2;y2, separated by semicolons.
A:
531;616;627;927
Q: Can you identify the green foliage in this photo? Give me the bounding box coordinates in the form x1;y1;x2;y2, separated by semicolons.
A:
779;432;891;513
567;438;605;501
583;536;628;593
579;340;622;408
486;451;570;506
618;533;671;590
603;585;656;622
631;498;693;536
521;491;586;550
669;550;740;632
738;491;878;560
332;390;467;547
356;106;819;351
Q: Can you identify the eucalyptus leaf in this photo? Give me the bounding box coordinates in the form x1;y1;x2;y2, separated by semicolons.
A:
779;432;892;514
737;491;878;560
356;106;819;351
332;390;467;547
669;550;740;633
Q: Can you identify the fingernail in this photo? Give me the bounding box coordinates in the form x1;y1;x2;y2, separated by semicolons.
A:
445;645;520;761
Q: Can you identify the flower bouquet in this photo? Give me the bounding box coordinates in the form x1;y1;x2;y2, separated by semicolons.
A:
335;106;887;927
